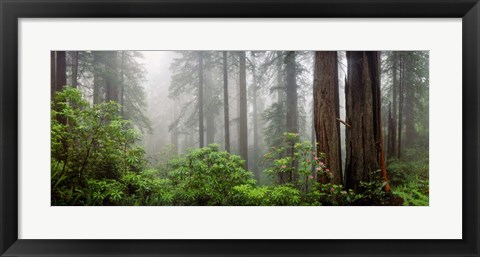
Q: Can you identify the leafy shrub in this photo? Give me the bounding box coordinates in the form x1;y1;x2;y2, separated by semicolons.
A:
85;179;126;205
306;183;361;206
354;180;390;205
263;133;332;194
51;87;147;205
168;144;256;205
230;184;301;206
121;170;174;205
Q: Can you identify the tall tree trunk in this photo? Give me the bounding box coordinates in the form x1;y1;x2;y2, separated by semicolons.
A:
276;51;284;103
71;51;79;88
313;51;342;185
387;103;396;159
345;51;389;190
55;51;66;92
388;53;398;158
93;52;101;105
223;51;230;153
205;62;215;145
285;51;298;183
120;51;125;117
105;51;119;103
198;51;205;148
404;54;416;149
251;52;260;179
52;51;67;125
238;52;248;168
397;57;404;159
276;51;285;148
276;52;286;183
51;51;56;99
285;51;298;134
205;85;215;144
310;109;317;179
374;56;391;193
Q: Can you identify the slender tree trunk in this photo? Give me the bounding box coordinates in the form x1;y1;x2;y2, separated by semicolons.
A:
198;51;205;148
238;52;248;168
388;53;398;157
223;51;231;152
251;52;260;179
285;51;298;183
276;52;286;183
52;51;67;125
404;54;416;148
71;51;79;88
205;85;215;145
276;51;284;103
285;51;298;134
276;51;285;148
93;52;101;105
345;51;390;190
120;51;125;117
387;103;395;159
51;51;56;99
205;64;215;145
313;51;342;185
105;51;119;103
397;57;404;159
55;51;66;92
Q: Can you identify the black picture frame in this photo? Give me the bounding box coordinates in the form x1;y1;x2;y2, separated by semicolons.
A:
1;0;479;256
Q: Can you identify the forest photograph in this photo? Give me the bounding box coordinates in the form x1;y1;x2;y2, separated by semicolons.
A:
50;50;429;206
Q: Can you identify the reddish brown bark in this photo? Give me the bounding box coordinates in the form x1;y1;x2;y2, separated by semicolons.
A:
313;51;342;185
345;51;390;191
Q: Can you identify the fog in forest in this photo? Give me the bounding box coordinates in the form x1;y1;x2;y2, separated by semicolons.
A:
139;52;342;173
51;50;429;206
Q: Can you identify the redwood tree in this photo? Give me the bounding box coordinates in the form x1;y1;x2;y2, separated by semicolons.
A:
105;51;119;103
285;51;298;183
222;51;230;153
397;56;404;159
387;52;398;158
313;51;342;184
198;51;205;148
345;51;390;191
251;52;260;179
71;51;79;88
51;51;66;96
238;51;248;168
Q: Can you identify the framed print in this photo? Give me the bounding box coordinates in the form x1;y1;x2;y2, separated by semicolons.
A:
1;0;479;256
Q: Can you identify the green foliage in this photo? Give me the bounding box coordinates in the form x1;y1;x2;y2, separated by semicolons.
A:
386;147;429;206
81;170;175;206
51;87;147;205
231;184;301;206
120;170;174;205
169;51;224;142
388;148;429;206
392;176;429;206
306;183;361;206
52;51;430;207
153;144;179;177
263;133;331;191
85;178;125;205
354;180;390;205
263;102;286;148
168;144;256;205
